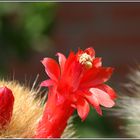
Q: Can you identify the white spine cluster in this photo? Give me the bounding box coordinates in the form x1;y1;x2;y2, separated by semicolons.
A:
110;66;140;138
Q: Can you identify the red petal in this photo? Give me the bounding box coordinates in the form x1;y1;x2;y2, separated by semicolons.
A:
77;98;90;121
41;58;60;81
40;79;55;87
93;67;114;85
85;47;95;58
61;51;75;78
71;61;83;91
93;57;102;68
94;104;102;116
96;84;117;99
90;88;115;108
80;67;114;89
56;53;66;74
60;51;83;91
84;92;102;115
64;51;75;71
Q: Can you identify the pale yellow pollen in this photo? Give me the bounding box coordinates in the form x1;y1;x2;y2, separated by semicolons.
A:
84;61;92;69
79;53;93;69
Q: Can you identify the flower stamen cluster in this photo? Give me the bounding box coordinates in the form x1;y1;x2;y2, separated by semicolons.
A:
79;53;93;69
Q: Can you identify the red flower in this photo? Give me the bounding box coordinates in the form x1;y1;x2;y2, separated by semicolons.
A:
0;86;14;129
35;47;116;138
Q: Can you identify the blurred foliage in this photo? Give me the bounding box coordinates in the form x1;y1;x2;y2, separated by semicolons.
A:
74;106;120;138
0;3;56;76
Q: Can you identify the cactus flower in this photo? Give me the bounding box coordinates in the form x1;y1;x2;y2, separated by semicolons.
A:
35;47;117;138
0;86;14;129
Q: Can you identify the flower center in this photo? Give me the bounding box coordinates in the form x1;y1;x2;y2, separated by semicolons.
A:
79;53;93;69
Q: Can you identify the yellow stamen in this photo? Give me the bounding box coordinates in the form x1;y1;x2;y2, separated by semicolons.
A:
79;53;93;69
85;61;92;69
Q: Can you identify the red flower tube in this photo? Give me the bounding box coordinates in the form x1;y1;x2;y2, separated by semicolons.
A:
34;47;117;138
0;86;14;129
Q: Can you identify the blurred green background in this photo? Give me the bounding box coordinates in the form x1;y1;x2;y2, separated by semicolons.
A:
0;3;56;77
0;2;136;138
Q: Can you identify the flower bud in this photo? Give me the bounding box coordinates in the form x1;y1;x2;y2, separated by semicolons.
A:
0;86;14;129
